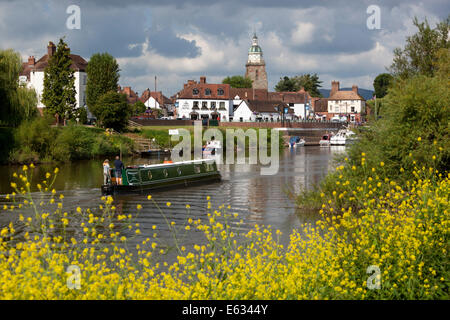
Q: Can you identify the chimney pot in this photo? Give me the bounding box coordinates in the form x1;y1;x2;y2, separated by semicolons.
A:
352;85;358;93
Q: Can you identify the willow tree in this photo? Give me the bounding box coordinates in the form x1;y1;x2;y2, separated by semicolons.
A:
0;49;37;127
42;38;77;125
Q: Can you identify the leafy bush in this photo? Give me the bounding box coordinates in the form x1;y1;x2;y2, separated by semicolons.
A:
298;73;449;210
11;116;58;162
9;118;135;163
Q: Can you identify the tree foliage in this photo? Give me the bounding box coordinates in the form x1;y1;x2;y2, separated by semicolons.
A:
222;75;253;88
275;73;322;97
132;100;146;115
86;52;120;117
0;49;38;127
389;16;449;79
274;76;298;92
42;38;77;124
373;73;394;98
95;91;131;132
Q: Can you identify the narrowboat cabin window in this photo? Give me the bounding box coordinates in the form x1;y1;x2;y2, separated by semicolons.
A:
148;170;152;180
163;169;168;177
177;167;182;176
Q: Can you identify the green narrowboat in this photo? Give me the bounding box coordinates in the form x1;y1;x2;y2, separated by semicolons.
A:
102;159;221;195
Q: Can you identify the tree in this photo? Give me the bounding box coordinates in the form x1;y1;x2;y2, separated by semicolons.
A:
132;100;146;115
95;92;131;132
42;38;77;124
292;73;323;97
275;76;299;92
86;52;120;118
373;73;394;98
0;49;38;126
222;75;253;88
389;16;449;79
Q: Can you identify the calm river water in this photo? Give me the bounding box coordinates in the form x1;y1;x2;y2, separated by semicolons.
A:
0;146;346;254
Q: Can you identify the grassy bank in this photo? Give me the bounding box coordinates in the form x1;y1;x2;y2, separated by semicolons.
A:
3;117;135;164
0;165;448;299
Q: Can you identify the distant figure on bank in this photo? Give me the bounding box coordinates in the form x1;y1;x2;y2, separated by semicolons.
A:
114;156;124;185
103;159;111;185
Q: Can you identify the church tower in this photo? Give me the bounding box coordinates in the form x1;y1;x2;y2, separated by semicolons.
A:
245;33;268;90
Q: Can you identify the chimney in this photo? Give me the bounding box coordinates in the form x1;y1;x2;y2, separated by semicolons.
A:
28;56;35;66
331;81;340;96
200;76;206;84
124;86;132;96
352;85;358;93
47;41;56;57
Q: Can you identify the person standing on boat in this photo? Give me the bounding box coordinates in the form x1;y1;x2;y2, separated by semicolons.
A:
103;159;111;185
114;156;124;185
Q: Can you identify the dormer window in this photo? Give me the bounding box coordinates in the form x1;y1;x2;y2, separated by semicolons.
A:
217;88;224;96
205;88;211;96
193;88;199;95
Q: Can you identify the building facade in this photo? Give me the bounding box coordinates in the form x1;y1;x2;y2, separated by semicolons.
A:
327;81;366;123
245;34;268;90
20;42;88;111
175;77;232;121
233;100;294;122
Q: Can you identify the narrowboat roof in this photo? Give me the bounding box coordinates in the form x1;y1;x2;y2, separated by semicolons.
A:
128;159;216;169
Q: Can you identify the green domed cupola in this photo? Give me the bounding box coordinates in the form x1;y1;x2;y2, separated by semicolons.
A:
247;33;264;64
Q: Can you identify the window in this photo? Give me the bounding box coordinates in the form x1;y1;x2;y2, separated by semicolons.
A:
193;88;199;95
193;101;199;109
217;88;224;96
219;102;226;110
351;106;355;113
205;88;211;96
210;101;216;109
201;101;208;110
83;75;87;85
240;117;243;122
255;69;259;80
335;106;339;113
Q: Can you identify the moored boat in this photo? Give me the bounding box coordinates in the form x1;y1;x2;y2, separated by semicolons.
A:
319;133;333;147
289;136;305;148
102;159;221;195
330;128;356;146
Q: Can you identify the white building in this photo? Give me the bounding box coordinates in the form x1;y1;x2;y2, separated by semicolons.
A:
140;89;172;110
327;81;366;122
175;77;233;121
233;100;294;122
20;41;88;112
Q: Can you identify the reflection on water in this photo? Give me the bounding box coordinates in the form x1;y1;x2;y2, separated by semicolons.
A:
0;146;345;250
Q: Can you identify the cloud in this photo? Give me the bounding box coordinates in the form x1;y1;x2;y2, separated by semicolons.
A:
0;0;448;96
291;22;315;46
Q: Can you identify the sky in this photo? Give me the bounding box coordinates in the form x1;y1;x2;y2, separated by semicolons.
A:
0;0;448;96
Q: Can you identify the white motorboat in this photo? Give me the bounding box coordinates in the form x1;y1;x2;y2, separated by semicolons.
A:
202;140;222;156
330;128;356;145
296;138;306;147
319;133;333;147
289;136;305;148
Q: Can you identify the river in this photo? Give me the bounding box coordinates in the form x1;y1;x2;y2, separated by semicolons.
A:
0;146;346;255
